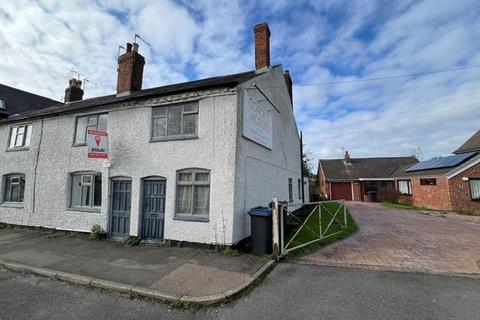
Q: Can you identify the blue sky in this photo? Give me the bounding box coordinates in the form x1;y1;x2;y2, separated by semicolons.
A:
1;0;479;163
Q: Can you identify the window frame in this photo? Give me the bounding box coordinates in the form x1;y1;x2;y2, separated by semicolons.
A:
420;178;437;186
69;172;102;210
73;113;108;146
3;174;25;203
151;102;199;142
288;178;293;203
8;124;32;150
174;168;210;221
298;179;302;200
469;178;480;201
397;179;412;196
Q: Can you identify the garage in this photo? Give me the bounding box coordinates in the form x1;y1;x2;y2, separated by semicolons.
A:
330;182;352;200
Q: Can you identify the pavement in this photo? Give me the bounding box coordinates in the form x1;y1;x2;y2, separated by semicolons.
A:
301;202;480;276
2;263;480;320
0;227;272;304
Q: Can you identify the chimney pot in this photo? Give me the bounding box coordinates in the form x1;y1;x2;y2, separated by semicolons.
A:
126;43;132;52
254;22;271;71
132;42;139;52
64;78;84;103
344;151;352;164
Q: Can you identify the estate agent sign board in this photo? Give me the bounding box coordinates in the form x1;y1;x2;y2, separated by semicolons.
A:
87;129;108;159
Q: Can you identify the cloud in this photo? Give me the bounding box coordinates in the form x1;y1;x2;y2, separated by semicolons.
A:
0;0;479;164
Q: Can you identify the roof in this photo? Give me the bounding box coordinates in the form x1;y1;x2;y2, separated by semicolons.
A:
1;70;257;123
319;156;418;181
0;84;59;116
454;129;480;154
393;152;479;178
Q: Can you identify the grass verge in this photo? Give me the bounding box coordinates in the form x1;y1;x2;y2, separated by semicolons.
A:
283;202;357;258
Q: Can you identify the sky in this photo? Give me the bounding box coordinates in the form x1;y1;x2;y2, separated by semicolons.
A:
0;0;479;164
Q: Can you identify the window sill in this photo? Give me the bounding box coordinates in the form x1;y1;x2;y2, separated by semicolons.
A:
0;202;24;209
174;215;209;222
67;207;101;213
72;143;87;147
150;135;198;143
6;147;29;152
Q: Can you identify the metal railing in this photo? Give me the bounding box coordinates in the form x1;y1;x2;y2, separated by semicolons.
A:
277;200;348;255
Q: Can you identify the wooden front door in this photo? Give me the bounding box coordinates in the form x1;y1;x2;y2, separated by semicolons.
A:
110;180;132;237
141;179;166;240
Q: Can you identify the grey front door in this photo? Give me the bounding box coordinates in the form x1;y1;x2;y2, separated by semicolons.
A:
110;180;131;237
141;179;166;240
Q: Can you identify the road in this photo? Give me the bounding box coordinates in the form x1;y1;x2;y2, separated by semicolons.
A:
1;263;479;320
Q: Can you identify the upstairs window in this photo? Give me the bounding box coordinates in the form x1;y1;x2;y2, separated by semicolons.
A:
420;178;436;186
71;173;102;209
398;180;412;195
74;114;108;145
152;102;198;140
9;125;32;148
175;169;210;219
4;174;25;203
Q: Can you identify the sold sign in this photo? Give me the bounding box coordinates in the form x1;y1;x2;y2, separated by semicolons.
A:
87;129;108;159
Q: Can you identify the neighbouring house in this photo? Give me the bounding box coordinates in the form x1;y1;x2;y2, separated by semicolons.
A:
317;151;418;201
0;22;303;246
393;130;480;212
0;83;59;119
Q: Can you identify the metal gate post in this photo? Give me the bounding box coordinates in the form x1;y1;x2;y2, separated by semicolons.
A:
272;198;280;260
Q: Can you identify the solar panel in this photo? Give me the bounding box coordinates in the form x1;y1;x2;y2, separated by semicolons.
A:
406;151;476;172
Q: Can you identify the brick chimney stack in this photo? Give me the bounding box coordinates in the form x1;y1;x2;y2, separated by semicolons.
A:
64;78;84;103
344;151;352;164
284;70;293;105
116;42;145;96
254;22;270;72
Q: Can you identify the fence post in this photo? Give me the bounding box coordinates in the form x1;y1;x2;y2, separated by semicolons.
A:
343;201;347;227
272;198;280;260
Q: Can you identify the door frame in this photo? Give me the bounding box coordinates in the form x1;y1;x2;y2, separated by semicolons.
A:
139;176;167;241
108;176;133;238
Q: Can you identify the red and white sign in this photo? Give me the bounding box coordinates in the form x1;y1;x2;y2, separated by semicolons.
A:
87;129;108;159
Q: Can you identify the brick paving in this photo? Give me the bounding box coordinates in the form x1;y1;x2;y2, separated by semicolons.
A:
301;202;480;276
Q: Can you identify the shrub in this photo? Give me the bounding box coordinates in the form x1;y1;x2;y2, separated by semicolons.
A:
90;224;107;240
122;235;141;246
222;247;241;256
377;187;401;203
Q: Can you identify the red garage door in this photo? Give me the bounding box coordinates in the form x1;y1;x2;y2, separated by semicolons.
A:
330;182;352;201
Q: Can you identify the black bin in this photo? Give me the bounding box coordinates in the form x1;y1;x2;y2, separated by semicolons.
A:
366;191;377;202
248;208;272;255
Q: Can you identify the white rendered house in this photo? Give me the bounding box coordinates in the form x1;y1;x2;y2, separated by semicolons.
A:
0;23;303;245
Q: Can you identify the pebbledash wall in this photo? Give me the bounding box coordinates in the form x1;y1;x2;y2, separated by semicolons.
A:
0;68;302;245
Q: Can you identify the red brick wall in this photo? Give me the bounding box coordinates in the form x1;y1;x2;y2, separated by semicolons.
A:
396;177;452;210
448;162;480;211
317;166;329;198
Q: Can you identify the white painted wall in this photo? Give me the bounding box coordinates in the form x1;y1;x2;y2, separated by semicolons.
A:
0;88;239;245
0;67;301;246
232;66;302;242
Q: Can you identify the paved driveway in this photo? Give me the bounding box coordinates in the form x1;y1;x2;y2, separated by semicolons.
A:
301;202;480;276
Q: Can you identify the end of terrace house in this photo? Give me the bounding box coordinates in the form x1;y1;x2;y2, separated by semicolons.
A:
0;22;303;246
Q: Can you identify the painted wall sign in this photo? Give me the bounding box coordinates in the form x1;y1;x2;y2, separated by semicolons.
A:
242;89;273;149
87;129;108;159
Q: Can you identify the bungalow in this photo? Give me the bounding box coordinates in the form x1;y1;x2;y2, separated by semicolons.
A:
0;23;303;246
317;151;417;201
393;130;480;212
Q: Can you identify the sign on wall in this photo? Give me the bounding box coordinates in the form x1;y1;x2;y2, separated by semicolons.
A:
87;129;108;159
242;89;273;149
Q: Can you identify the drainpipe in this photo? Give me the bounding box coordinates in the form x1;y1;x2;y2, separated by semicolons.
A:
300;131;305;203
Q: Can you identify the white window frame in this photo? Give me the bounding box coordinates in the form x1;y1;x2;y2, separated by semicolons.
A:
70;173;102;209
74;113;108;146
469;179;480;200
8;124;32;149
175;168;210;221
151;102;199;141
398;180;412;196
3;174;25;203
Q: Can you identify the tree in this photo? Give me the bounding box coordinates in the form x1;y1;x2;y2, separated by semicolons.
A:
302;145;314;177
